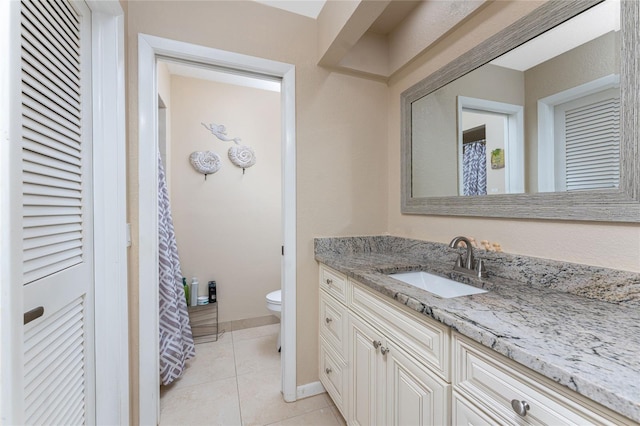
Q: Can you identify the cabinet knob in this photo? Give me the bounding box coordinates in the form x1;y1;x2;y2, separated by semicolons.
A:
325;317;333;324
325;367;332;374
511;400;530;417
380;346;390;355
372;340;381;349
326;278;333;286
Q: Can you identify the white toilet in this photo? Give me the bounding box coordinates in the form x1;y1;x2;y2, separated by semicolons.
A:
266;289;281;351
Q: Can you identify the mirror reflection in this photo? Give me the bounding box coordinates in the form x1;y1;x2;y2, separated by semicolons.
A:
411;0;620;198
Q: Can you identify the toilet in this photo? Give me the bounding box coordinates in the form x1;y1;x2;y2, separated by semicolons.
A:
266;289;281;351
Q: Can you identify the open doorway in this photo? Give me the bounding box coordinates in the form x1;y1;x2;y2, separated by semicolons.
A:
138;34;297;425
457;96;525;195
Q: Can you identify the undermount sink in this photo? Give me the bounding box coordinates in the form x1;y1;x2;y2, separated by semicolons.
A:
388;271;488;299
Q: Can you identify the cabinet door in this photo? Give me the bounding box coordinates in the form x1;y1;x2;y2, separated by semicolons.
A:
385;340;450;426
348;313;385;426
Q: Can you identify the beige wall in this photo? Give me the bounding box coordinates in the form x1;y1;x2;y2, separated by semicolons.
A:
125;2;639;422
387;1;640;273
126;1;388;417
169;75;281;323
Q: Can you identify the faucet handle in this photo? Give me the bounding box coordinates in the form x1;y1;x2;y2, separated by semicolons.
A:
475;259;487;278
455;254;464;268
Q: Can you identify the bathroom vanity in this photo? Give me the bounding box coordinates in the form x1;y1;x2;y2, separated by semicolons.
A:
316;236;640;425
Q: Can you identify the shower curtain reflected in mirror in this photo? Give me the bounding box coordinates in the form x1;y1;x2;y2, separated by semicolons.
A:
463;141;487;196
158;152;195;385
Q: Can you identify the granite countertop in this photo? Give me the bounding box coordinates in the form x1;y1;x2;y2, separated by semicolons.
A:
315;236;640;423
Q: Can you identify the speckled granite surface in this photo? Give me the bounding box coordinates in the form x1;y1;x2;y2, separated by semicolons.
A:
315;235;640;423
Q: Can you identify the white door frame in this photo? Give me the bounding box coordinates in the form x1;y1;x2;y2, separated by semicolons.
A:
89;2;130;424
0;1;128;424
137;34;297;425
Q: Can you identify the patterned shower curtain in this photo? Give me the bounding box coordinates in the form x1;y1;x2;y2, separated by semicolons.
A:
463;141;487;196
158;152;195;385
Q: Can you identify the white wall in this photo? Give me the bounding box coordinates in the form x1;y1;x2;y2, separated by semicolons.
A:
169;75;282;323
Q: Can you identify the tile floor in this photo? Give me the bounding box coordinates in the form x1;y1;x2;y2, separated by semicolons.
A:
160;323;347;426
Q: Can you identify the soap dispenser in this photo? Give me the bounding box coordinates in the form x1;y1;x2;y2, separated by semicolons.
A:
208;280;217;303
190;277;199;307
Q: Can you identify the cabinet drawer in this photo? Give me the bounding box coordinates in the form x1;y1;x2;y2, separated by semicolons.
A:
319;264;347;304
349;280;450;381
452;391;499;426
319;335;347;415
320;290;347;357
453;333;627;425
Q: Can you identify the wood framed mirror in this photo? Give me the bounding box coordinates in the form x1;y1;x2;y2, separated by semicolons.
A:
401;0;639;222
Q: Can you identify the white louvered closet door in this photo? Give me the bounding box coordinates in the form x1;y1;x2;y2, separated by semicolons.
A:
553;87;620;192
20;0;95;424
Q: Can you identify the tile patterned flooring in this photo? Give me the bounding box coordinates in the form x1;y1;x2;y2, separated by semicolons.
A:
160;323;347;426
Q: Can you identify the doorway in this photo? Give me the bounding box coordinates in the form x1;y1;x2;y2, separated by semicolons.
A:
457;96;525;195
137;34;297;425
157;61;282;331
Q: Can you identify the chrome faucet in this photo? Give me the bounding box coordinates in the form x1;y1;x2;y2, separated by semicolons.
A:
448;236;487;278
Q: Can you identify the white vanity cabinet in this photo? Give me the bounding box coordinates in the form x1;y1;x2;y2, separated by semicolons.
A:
452;333;633;426
318;263;635;426
319;264;450;426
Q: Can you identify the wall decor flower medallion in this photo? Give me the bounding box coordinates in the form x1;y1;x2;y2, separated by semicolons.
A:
228;145;256;173
190;150;222;179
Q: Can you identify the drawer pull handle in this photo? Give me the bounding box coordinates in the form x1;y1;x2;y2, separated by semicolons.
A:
325;367;332;374
511;400;530;417
325;317;333;324
326;278;333;286
372;340;381;349
380;346;390;355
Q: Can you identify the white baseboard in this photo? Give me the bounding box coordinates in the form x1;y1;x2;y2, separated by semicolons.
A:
296;381;326;400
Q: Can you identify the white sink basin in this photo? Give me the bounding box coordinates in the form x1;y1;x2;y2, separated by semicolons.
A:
388;271;488;299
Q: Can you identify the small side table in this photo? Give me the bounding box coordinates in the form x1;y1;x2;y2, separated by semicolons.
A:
187;302;218;344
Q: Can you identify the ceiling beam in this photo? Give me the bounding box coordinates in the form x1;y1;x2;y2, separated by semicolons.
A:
317;0;391;68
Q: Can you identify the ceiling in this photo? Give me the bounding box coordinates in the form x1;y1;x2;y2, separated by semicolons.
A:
164;1;619;87
253;0;422;34
491;0;620;72
166;1;486;81
253;0;326;19
368;1;421;35
316;1;486;79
